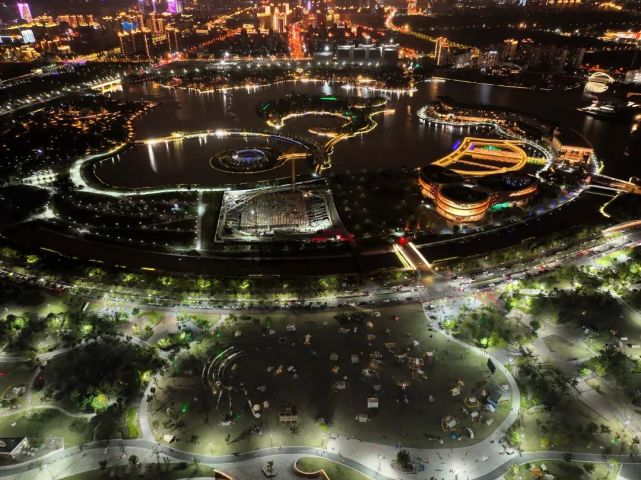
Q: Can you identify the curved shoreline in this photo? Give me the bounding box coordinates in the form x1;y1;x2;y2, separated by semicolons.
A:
72;129;326;196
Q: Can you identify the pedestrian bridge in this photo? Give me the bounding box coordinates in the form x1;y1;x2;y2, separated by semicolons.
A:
589;174;641;194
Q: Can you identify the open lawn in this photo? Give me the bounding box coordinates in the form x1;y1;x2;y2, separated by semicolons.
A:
148;304;510;455
0;408;93;446
543;335;594;361
518;396;636;454
0;361;36;405
504;459;618;480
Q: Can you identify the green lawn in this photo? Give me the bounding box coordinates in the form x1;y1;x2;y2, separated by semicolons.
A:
504;459;618;480
147;304;511;455
124;406;140;439
517;396;635;454
543;335;594;361
0;408;92;447
296;456;371;480
0;362;36;402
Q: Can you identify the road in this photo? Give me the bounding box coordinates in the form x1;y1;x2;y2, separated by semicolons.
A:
2;435;640;480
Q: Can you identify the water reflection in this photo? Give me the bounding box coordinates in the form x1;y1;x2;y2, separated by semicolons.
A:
147;143;157;173
101;79;638;188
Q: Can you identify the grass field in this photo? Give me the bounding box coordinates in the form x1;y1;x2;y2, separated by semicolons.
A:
124;406;140;439
543;335;594;361
504;459;617;480
148;304;510;455
0;361;36;403
519;396;635;454
0;408;93;446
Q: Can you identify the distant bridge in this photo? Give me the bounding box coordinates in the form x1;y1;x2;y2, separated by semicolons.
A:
89;78;122;93
589;174;641;194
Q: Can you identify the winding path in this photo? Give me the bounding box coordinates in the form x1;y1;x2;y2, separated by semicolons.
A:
2;437;641;480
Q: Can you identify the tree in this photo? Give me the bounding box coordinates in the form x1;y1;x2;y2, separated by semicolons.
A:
90;393;109;412
586;421;599;437
396;449;411;470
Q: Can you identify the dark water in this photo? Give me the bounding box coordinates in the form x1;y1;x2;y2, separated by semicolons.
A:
96;79;640;188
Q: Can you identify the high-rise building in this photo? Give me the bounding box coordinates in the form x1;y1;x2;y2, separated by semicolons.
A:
16;3;32;22
118;29;152;57
138;0;157;13
434;37;449;66
257;13;270;31
20;29;35;43
167;0;183;14
273;9;288;33
144;14;164;34
256;3;291;33
56;15;94;28
166;27;180;52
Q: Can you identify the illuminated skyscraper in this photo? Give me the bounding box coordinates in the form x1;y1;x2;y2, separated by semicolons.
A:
138;0;158;13
21;29;35;43
16;2;32;22
167;0;183;14
434;37;449;66
166;27;180;52
118;29;152;58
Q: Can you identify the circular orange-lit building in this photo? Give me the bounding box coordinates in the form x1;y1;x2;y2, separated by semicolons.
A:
418;165;538;223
